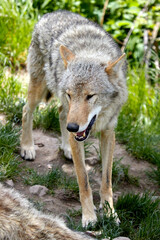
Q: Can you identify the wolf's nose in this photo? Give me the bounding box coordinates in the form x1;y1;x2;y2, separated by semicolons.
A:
67;123;79;132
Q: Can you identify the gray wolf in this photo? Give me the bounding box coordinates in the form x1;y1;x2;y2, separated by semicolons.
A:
20;10;127;227
0;183;94;239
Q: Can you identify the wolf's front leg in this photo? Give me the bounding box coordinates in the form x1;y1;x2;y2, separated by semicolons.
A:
100;130;116;215
21;80;47;160
59;106;72;160
21;103;35;160
69;133;97;227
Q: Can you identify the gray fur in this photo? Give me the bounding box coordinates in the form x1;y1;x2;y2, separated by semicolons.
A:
28;10;127;130
0;183;94;240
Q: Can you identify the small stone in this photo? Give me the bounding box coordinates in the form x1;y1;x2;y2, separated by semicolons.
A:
47;164;52;169
29;185;48;197
113;237;131;240
35;142;44;148
5;179;14;187
43;199;54;203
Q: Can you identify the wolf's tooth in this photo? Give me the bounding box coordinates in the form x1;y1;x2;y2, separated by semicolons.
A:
83;132;86;137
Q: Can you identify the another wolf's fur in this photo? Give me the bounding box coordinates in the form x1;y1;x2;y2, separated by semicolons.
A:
0;183;93;240
21;10;128;227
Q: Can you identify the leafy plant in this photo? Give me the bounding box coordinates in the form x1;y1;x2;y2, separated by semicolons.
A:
31;0;160;72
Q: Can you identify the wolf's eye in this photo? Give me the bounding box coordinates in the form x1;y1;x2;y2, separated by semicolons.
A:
86;94;95;100
66;93;71;101
67;93;71;99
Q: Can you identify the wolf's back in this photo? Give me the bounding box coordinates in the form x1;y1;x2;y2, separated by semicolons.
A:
33;10;120;55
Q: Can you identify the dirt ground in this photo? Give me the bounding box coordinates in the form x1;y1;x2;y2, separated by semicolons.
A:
13;129;159;218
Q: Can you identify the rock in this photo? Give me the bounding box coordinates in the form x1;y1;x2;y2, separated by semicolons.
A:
5;179;14;187
29;185;49;197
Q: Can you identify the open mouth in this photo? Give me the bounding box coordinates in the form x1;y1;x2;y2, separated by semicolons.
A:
74;115;96;142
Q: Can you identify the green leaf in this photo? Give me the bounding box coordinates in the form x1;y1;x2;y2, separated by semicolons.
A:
116;20;132;28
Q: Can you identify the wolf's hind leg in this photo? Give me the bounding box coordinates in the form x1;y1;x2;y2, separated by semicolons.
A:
59;105;72;160
21;79;47;160
100;130;119;222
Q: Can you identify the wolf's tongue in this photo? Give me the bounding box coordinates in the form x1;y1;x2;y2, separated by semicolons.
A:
77;130;85;137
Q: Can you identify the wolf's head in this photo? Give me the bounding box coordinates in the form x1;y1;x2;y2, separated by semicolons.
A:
59;45;126;141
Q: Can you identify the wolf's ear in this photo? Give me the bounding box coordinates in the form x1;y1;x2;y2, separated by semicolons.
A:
60;45;75;68
105;53;126;75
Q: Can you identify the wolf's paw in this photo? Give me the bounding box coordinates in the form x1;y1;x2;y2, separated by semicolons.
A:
21;145;36;161
60;144;72;160
64;148;72;160
99;203;120;225
82;212;97;228
113;211;121;225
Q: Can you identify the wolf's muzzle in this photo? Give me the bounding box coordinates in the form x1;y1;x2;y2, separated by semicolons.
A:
66;115;96;142
75;115;96;142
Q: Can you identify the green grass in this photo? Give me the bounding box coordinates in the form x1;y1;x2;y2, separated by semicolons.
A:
66;193;160;240
0;67;60;130
0;69;26;124
23;167;79;195
0;123;21;180
147;163;160;187
33;101;60;132
116;67;160;165
0;69;23;180
23;168;62;189
113;158;139;187
0;0;36;67
67;204;122;239
116;193;160;240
